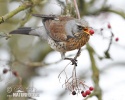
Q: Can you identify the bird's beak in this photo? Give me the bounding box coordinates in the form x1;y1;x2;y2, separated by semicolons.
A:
83;28;90;35
83;28;94;35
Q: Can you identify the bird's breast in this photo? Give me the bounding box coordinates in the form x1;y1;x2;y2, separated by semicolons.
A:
47;37;67;52
47;34;90;52
65;34;90;51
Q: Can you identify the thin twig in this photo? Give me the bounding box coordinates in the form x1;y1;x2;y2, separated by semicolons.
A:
73;0;80;19
72;0;81;66
58;62;71;82
104;31;114;58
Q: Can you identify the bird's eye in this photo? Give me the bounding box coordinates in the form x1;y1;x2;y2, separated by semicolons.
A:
77;25;83;30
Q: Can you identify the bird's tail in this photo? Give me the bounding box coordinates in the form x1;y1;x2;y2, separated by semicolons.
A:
9;27;32;35
9;26;48;40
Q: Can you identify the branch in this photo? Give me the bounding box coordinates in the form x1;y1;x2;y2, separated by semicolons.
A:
0;2;33;24
86;5;125;20
19;8;33;27
103;9;125;19
87;44;102;100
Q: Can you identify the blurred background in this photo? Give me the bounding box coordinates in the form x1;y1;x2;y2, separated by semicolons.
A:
0;0;125;100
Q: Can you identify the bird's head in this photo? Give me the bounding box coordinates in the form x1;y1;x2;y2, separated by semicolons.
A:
76;19;94;35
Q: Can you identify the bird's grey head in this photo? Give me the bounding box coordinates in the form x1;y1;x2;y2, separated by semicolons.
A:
75;19;88;29
65;19;91;37
75;19;91;35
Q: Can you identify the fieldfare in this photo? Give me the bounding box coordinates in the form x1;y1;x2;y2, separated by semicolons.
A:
10;14;94;66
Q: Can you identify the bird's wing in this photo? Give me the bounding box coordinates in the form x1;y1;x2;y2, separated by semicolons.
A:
33;14;75;42
48;16;75;42
48;20;68;41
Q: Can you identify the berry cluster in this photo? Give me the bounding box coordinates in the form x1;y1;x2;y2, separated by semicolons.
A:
71;86;94;97
100;23;119;42
3;68;19;77
81;86;94;97
107;23;119;42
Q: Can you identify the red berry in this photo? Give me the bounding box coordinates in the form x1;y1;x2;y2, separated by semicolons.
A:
82;92;87;97
115;37;119;42
89;87;94;91
3;69;8;74
12;71;18;77
89;29;94;35
85;90;91;95
72;91;76;95
81;91;84;94
108;23;111;29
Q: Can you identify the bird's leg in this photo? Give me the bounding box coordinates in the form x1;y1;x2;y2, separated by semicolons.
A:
66;48;81;66
61;52;77;66
61;49;81;66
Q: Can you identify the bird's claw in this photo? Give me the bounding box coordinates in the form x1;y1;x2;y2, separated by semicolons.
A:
71;59;77;66
64;58;77;66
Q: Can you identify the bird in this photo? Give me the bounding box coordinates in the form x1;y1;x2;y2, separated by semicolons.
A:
9;14;94;66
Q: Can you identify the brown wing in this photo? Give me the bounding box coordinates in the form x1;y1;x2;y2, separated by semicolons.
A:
48;16;74;42
49;20;67;41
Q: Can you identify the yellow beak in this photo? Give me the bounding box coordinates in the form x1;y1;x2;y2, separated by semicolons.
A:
83;28;90;35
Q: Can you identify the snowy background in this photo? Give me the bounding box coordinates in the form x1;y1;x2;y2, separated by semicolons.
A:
0;0;125;100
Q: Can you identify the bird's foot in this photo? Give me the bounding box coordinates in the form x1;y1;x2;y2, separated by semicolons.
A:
64;58;77;66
